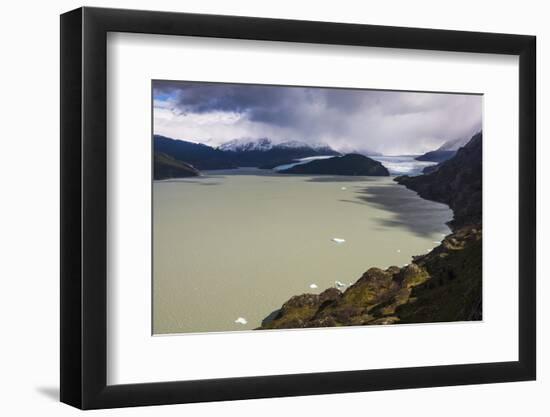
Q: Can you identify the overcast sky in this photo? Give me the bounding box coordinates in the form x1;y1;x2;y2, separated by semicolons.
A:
153;80;482;155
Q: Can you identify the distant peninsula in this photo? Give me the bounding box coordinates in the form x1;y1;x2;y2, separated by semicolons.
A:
279;154;390;176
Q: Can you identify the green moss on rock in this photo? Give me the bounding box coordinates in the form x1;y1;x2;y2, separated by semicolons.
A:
257;132;483;330
258;225;481;330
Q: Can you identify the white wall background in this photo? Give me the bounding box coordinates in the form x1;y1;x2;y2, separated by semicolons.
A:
0;0;545;415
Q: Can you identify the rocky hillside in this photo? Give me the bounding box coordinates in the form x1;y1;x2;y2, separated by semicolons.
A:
437;135;474;151
258;132;483;330
415;149;456;163
279;154;390;176
260;226;481;329
396;132;482;229
154;135;237;170
154;152;200;179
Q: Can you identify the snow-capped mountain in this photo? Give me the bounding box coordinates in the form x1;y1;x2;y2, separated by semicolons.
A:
155;135;340;171
218;138;274;152
218;138;337;154
277;140;334;152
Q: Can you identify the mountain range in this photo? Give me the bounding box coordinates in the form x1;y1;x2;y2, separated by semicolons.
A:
153;135;341;178
218;137;336;154
215;137;340;169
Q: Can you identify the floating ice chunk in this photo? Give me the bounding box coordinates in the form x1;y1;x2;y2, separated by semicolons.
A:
234;317;248;325
396;249;401;253
331;238;346;244
433;241;441;244
309;283;318;289
341;187;347;190
335;280;346;288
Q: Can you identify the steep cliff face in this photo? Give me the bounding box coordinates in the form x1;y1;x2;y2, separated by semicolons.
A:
258;132;483;330
396;132;482;229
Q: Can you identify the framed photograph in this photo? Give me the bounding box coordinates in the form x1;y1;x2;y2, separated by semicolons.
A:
60;7;536;409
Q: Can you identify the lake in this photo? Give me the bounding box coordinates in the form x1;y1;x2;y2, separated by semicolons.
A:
153;169;452;334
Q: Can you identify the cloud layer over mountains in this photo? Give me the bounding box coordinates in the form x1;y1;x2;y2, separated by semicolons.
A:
153;80;482;155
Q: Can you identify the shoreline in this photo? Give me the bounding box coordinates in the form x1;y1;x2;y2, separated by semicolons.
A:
258;184;481;329
257;133;483;329
257;177;459;329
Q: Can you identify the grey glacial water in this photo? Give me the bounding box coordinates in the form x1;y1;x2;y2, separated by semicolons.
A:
369;155;438;176
153;169;452;334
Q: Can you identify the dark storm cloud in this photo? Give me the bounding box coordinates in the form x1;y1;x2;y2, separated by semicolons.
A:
153;80;482;154
154;81;310;125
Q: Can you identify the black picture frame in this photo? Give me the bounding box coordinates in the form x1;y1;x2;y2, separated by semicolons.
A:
60;6;536;410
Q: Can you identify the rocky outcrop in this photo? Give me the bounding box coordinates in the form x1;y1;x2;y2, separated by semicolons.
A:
154;152;200;179
258;132;483;330
260;226;481;329
279;154;390;176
